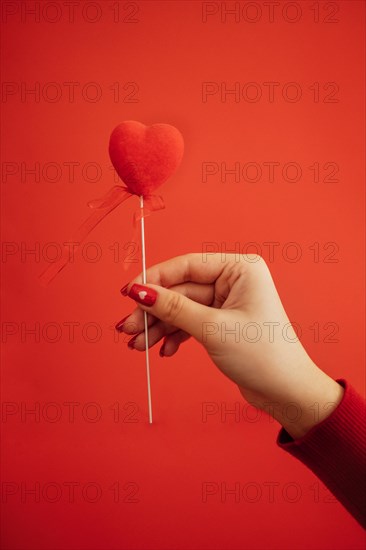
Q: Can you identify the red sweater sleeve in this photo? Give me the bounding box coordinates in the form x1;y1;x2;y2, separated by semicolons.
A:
276;378;366;528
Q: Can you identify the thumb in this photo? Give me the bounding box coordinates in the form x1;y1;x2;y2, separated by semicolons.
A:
125;283;216;343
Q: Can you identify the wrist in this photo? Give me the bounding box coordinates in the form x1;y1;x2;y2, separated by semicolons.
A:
274;371;345;439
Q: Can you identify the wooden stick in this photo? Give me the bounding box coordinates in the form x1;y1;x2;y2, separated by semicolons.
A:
140;195;153;424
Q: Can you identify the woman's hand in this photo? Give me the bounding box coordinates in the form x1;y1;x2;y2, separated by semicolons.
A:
117;253;344;438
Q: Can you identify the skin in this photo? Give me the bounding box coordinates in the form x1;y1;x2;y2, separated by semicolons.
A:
118;253;344;439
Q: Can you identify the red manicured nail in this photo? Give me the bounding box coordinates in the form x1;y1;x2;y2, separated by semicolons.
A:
115;315;130;332
120;283;129;296
159;343;166;357
128;284;157;306
127;335;138;349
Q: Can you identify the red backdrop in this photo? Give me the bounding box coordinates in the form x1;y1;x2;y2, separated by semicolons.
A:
1;1;365;549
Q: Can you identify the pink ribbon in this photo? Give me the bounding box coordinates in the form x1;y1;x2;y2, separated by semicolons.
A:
39;185;165;286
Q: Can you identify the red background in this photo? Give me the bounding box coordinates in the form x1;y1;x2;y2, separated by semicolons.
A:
1;1;365;549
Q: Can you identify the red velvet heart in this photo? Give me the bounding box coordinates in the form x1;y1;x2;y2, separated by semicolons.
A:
109;121;184;196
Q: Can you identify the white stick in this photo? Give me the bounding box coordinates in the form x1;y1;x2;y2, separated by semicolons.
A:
140;195;153;424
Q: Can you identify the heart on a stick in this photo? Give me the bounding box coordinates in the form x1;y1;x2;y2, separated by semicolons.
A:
109;121;184;196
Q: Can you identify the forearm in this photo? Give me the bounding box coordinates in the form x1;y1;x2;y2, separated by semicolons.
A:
240;355;345;439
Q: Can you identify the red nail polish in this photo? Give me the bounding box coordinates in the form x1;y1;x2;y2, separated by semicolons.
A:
115;315;130;332
127;335;138;349
159;343;166;357
120;283;129;296
128;284;157;306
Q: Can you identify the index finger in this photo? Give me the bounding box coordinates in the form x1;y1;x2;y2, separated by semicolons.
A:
122;252;227;290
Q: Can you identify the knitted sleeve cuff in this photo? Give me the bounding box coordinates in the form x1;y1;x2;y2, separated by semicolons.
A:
276;378;366;528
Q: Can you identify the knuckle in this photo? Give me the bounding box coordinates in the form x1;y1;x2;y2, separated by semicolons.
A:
241;253;267;267
164;292;185;325
243;253;263;263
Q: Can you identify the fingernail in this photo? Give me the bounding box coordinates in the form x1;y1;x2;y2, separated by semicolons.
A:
115;315;130;332
159;343;166;357
120;283;129;296
127;335;138;349
128;284;157;306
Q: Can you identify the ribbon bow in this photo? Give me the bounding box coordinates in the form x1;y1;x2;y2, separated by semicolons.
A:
39;185;165;286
